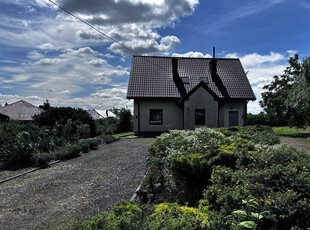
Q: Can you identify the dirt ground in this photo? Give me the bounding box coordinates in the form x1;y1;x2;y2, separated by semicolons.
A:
278;136;310;155
0;137;154;230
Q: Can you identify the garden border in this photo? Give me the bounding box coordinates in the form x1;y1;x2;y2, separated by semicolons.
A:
0;135;132;185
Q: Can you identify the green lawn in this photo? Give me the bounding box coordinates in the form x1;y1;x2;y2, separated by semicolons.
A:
113;132;133;137
272;126;310;137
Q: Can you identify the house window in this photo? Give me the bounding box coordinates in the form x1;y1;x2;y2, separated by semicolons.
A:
201;77;208;83
181;77;189;83
195;109;205;125
150;109;163;125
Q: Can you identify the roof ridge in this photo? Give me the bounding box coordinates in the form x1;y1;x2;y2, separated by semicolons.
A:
133;55;240;60
20;100;38;108
7;100;38;108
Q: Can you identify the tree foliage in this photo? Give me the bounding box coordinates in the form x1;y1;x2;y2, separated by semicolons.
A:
260;54;310;127
33;107;96;138
39;99;51;111
109;107;133;133
285;57;310;126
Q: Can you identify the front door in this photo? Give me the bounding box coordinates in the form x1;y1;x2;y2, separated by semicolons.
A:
229;111;239;126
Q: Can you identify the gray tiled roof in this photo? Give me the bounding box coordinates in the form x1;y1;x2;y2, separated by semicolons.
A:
0;100;43;121
127;56;256;100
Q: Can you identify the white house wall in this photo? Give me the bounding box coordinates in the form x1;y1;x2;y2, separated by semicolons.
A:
134;99;183;133
184;87;218;129
218;101;246;127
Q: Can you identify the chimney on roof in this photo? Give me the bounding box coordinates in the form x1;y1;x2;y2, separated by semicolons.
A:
210;47;218;81
172;57;179;81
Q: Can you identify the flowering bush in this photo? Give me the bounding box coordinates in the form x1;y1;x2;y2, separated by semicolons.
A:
143;126;310;229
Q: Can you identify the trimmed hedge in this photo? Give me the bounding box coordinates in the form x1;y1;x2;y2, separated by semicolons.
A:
56;144;82;160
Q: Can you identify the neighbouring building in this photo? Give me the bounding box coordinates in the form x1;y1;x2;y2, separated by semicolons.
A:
127;53;256;136
87;109;104;120
0;100;43;121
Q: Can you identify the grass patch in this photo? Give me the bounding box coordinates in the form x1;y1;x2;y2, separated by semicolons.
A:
273;126;310;138
113;132;133;137
0;167;36;181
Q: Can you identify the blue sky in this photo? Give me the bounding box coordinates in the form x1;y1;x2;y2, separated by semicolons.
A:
1;0;309;113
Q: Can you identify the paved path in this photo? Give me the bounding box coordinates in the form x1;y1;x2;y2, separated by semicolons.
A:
279;136;310;155
0;137;154;230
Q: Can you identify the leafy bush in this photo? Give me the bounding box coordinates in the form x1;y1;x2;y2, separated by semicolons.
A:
247;113;269;126
142;126;310;229
77;124;90;139
69;201;147;230
105;135;118;144
32;152;53;168
95;117;119;135
87;138;99;150
79;140;90;153
0;122;41;169
56;144;82;160
68;201;208;230
144;127;270;205
217;125;280;145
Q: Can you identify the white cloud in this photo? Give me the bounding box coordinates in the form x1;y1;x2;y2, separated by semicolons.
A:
286;50;298;57
1;0;198;57
0;93;43;107
85;59;107;67
35;58;61;66
2;47;130;105
27;50;44;60
172;51;211;58
110;36;180;57
60;90;71;94
60;47;99;58
57;0;198;26
38;43;56;51
3;74;31;83
247;101;262;114
226;52;285;68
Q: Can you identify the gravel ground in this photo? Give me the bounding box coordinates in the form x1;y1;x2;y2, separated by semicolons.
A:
0;137;154;230
278;136;310;155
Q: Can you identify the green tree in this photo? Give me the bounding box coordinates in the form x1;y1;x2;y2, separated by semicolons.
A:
33;107;96;138
260;54;301;126
39;99;51;111
109;107;133;133
286;57;310;126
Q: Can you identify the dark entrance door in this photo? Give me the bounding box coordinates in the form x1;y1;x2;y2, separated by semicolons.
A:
229;111;239;126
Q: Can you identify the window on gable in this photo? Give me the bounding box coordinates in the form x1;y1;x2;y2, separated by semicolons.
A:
201;77;208;83
181;77;189;83
150;109;163;125
195;109;205;125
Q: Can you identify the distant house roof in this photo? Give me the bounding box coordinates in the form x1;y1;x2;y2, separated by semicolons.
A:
127;56;256;100
0;100;43;121
96;110;116;118
87;109;104;120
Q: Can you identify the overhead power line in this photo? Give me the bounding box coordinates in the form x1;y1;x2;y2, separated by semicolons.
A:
48;0;140;56
48;0;168;71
